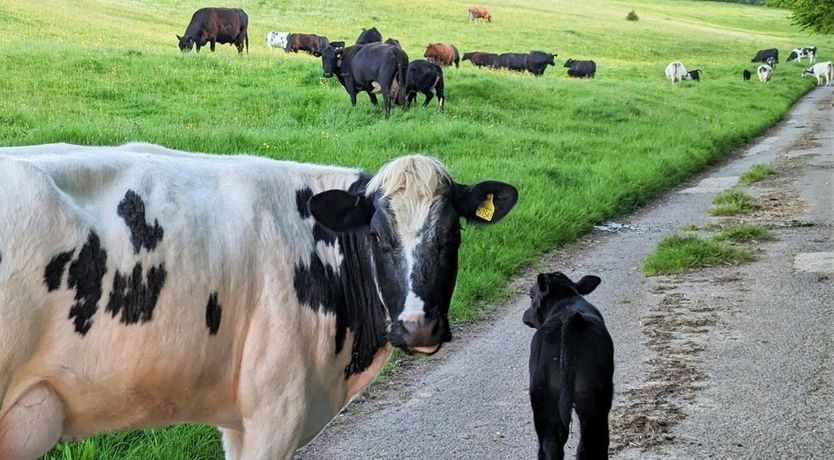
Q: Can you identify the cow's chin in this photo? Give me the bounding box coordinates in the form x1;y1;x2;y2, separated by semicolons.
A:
408;343;442;355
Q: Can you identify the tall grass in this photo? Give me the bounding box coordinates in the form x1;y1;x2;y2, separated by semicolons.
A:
0;0;827;458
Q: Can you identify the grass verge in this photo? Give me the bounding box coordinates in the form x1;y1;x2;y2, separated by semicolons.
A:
642;234;752;276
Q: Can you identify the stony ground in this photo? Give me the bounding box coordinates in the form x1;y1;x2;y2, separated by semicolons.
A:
297;87;834;459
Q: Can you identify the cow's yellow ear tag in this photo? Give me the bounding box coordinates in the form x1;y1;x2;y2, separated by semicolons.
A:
475;193;495;221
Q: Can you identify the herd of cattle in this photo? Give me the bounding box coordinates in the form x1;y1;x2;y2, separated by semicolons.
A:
176;7;599;117
666;46;833;87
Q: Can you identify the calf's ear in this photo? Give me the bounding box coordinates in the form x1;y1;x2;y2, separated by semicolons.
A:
176;34;182;40
309;190;374;232
575;275;601;295
454;180;518;224
536;273;551;296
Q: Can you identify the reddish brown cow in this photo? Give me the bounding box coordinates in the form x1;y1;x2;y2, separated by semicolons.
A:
424;43;460;68
285;33;329;56
468;6;492;22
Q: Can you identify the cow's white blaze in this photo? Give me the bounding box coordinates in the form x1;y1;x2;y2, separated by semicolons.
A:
365;156;451;322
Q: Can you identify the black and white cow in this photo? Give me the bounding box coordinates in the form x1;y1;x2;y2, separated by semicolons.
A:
787;47;817;64
0;143;518;459
523;272;614;460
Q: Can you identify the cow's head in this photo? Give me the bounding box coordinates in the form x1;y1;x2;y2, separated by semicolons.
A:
177;34;194;52
321;46;344;78
522;272;601;329
309;156;518;355
563;58;575;68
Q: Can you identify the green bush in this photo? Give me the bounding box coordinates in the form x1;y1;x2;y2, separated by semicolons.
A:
626;10;640;21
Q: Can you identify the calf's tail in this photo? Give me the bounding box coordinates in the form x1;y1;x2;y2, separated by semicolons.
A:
245;32;249;54
559;312;584;431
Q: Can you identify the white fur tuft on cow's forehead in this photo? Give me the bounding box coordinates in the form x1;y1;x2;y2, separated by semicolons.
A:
366;155;452;234
365;155;451;200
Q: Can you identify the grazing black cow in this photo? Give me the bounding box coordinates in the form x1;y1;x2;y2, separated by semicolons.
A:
385;38;402;49
687;69;702;81
321;43;408;118
527;51;556;76
177;7;249;54
743;69;751;81
523;272;614;460
356;27;382;45
564;58;596;78
495;52;530;72
285;33;330;56
404;60;445;109
462;51;498;68
752;48;778;64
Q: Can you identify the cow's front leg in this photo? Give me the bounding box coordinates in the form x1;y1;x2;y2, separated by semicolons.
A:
239;416;302;460
221;428;244;460
341;77;358;106
210;39;217;52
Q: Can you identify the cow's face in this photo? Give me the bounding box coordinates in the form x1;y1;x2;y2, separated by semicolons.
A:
177;35;194;52
309;156;518;355
321;46;343;78
522;273;601;329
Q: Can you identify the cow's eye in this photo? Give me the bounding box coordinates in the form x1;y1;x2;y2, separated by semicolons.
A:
369;232;381;245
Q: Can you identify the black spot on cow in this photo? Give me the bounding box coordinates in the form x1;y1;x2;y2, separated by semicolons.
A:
206;292;222;335
295;186;337;245
44;249;74;291
117;190;164;254
106;262;167;325
67;232;108;335
293;176;389;376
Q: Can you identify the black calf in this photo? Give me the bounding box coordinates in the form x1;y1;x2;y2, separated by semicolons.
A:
523;272;614;460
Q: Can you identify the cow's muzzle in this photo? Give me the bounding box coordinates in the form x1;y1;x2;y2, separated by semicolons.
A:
390;315;452;355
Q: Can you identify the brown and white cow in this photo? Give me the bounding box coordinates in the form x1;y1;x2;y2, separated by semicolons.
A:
468;6;492;22
424;43;460;68
0;143;518;459
285;33;330;56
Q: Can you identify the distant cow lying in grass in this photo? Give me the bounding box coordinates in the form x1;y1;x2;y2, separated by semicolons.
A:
564;59;596;78
523;272;614;460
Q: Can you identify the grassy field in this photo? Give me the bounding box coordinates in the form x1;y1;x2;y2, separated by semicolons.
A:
0;0;830;458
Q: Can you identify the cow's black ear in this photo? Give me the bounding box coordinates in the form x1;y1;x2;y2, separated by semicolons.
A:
309;190;374;232
454;181;518;224
536;273;551;296
575;275;601;295
176;34;182;40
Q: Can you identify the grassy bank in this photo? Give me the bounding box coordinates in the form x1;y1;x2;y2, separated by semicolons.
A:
0;0;828;458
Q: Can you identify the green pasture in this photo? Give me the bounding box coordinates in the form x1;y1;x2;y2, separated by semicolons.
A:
0;0;830;458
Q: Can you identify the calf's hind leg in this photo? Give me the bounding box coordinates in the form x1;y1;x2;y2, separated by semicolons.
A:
0;383;65;460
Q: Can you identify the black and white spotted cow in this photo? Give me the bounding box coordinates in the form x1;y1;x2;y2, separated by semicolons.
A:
0;143;518;459
787;46;816;64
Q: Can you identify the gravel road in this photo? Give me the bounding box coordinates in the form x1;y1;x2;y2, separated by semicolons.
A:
297;87;834;460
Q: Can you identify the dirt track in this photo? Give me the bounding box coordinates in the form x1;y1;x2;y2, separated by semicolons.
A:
297;87;834;459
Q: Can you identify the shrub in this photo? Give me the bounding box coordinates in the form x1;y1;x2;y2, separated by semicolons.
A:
626;10;639;21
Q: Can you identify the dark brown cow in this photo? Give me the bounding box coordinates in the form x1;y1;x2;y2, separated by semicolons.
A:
468;6;492;22
177;8;249;54
462;51;498;68
285;33;330;56
424;43;459;68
